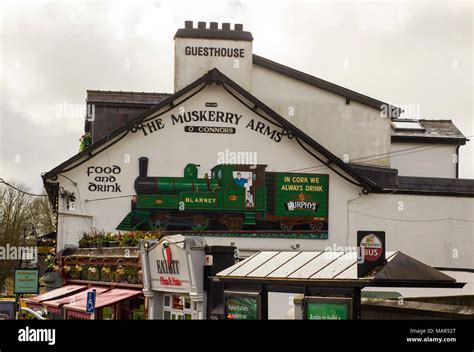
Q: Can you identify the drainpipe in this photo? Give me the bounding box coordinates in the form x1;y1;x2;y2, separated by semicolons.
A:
455;143;461;179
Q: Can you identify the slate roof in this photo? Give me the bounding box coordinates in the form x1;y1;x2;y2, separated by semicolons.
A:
391;119;467;145
397;176;474;195
87;90;171;106
85;90;172;142
350;163;474;197
253;54;402;115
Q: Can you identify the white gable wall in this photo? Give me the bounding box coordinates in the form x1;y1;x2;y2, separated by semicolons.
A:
251;64;391;167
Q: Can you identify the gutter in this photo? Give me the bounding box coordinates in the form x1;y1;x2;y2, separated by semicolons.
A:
370;188;474;198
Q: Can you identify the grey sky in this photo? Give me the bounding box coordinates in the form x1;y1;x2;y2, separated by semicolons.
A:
1;0;472;192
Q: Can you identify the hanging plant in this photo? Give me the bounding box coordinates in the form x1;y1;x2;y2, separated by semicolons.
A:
79;132;92;151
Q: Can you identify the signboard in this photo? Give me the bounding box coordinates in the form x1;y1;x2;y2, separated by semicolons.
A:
304;296;353;320
357;231;386;277
273;173;329;221
224;291;261;320
117;158;329;237
148;239;192;292
86;290;96;314
14;269;39;294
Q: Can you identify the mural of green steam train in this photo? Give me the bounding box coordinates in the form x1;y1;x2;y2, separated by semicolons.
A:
117;157;329;231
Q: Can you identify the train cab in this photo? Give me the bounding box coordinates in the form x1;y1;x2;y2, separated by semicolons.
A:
211;164;267;210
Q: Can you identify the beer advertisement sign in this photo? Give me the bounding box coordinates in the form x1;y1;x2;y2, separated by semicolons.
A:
357;231;386;277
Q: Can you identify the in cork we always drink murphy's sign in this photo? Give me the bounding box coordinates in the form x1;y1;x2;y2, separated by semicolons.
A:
271;173;329;220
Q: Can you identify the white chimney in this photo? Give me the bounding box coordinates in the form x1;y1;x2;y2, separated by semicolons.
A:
174;21;253;92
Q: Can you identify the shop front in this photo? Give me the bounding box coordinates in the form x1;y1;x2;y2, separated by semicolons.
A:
63;287;143;320
25;284;145;320
215;250;465;320
24;246;145;320
140;235;207;320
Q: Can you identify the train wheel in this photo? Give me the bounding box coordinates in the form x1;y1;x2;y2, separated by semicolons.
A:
308;222;324;231
155;221;168;231
191;216;209;231
279;221;295;231
223;217;243;231
154;215;169;231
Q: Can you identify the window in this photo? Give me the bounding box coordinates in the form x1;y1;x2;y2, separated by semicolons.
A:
102;306;113;320
184;297;191;310
163;294;192;320
391;120;425;131
172;295;184;310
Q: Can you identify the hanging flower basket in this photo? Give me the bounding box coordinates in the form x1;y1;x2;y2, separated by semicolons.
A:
79;132;92;151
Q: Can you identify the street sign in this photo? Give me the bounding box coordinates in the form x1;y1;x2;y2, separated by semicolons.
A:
86;290;96;314
14;269;39;294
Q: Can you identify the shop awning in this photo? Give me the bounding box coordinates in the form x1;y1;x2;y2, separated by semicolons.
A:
24;285;87;309
215;251;465;289
93;289;142;309
63;288;142;317
43;286;110;315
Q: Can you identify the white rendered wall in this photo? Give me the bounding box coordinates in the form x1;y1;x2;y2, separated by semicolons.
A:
175;37;252;92
391;142;458;178
251;65;392;167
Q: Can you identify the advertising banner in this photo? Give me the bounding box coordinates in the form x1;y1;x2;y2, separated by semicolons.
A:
304;296;353;320
224;291;261;320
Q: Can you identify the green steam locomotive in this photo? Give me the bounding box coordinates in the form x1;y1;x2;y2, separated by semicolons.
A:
116;157;329;232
